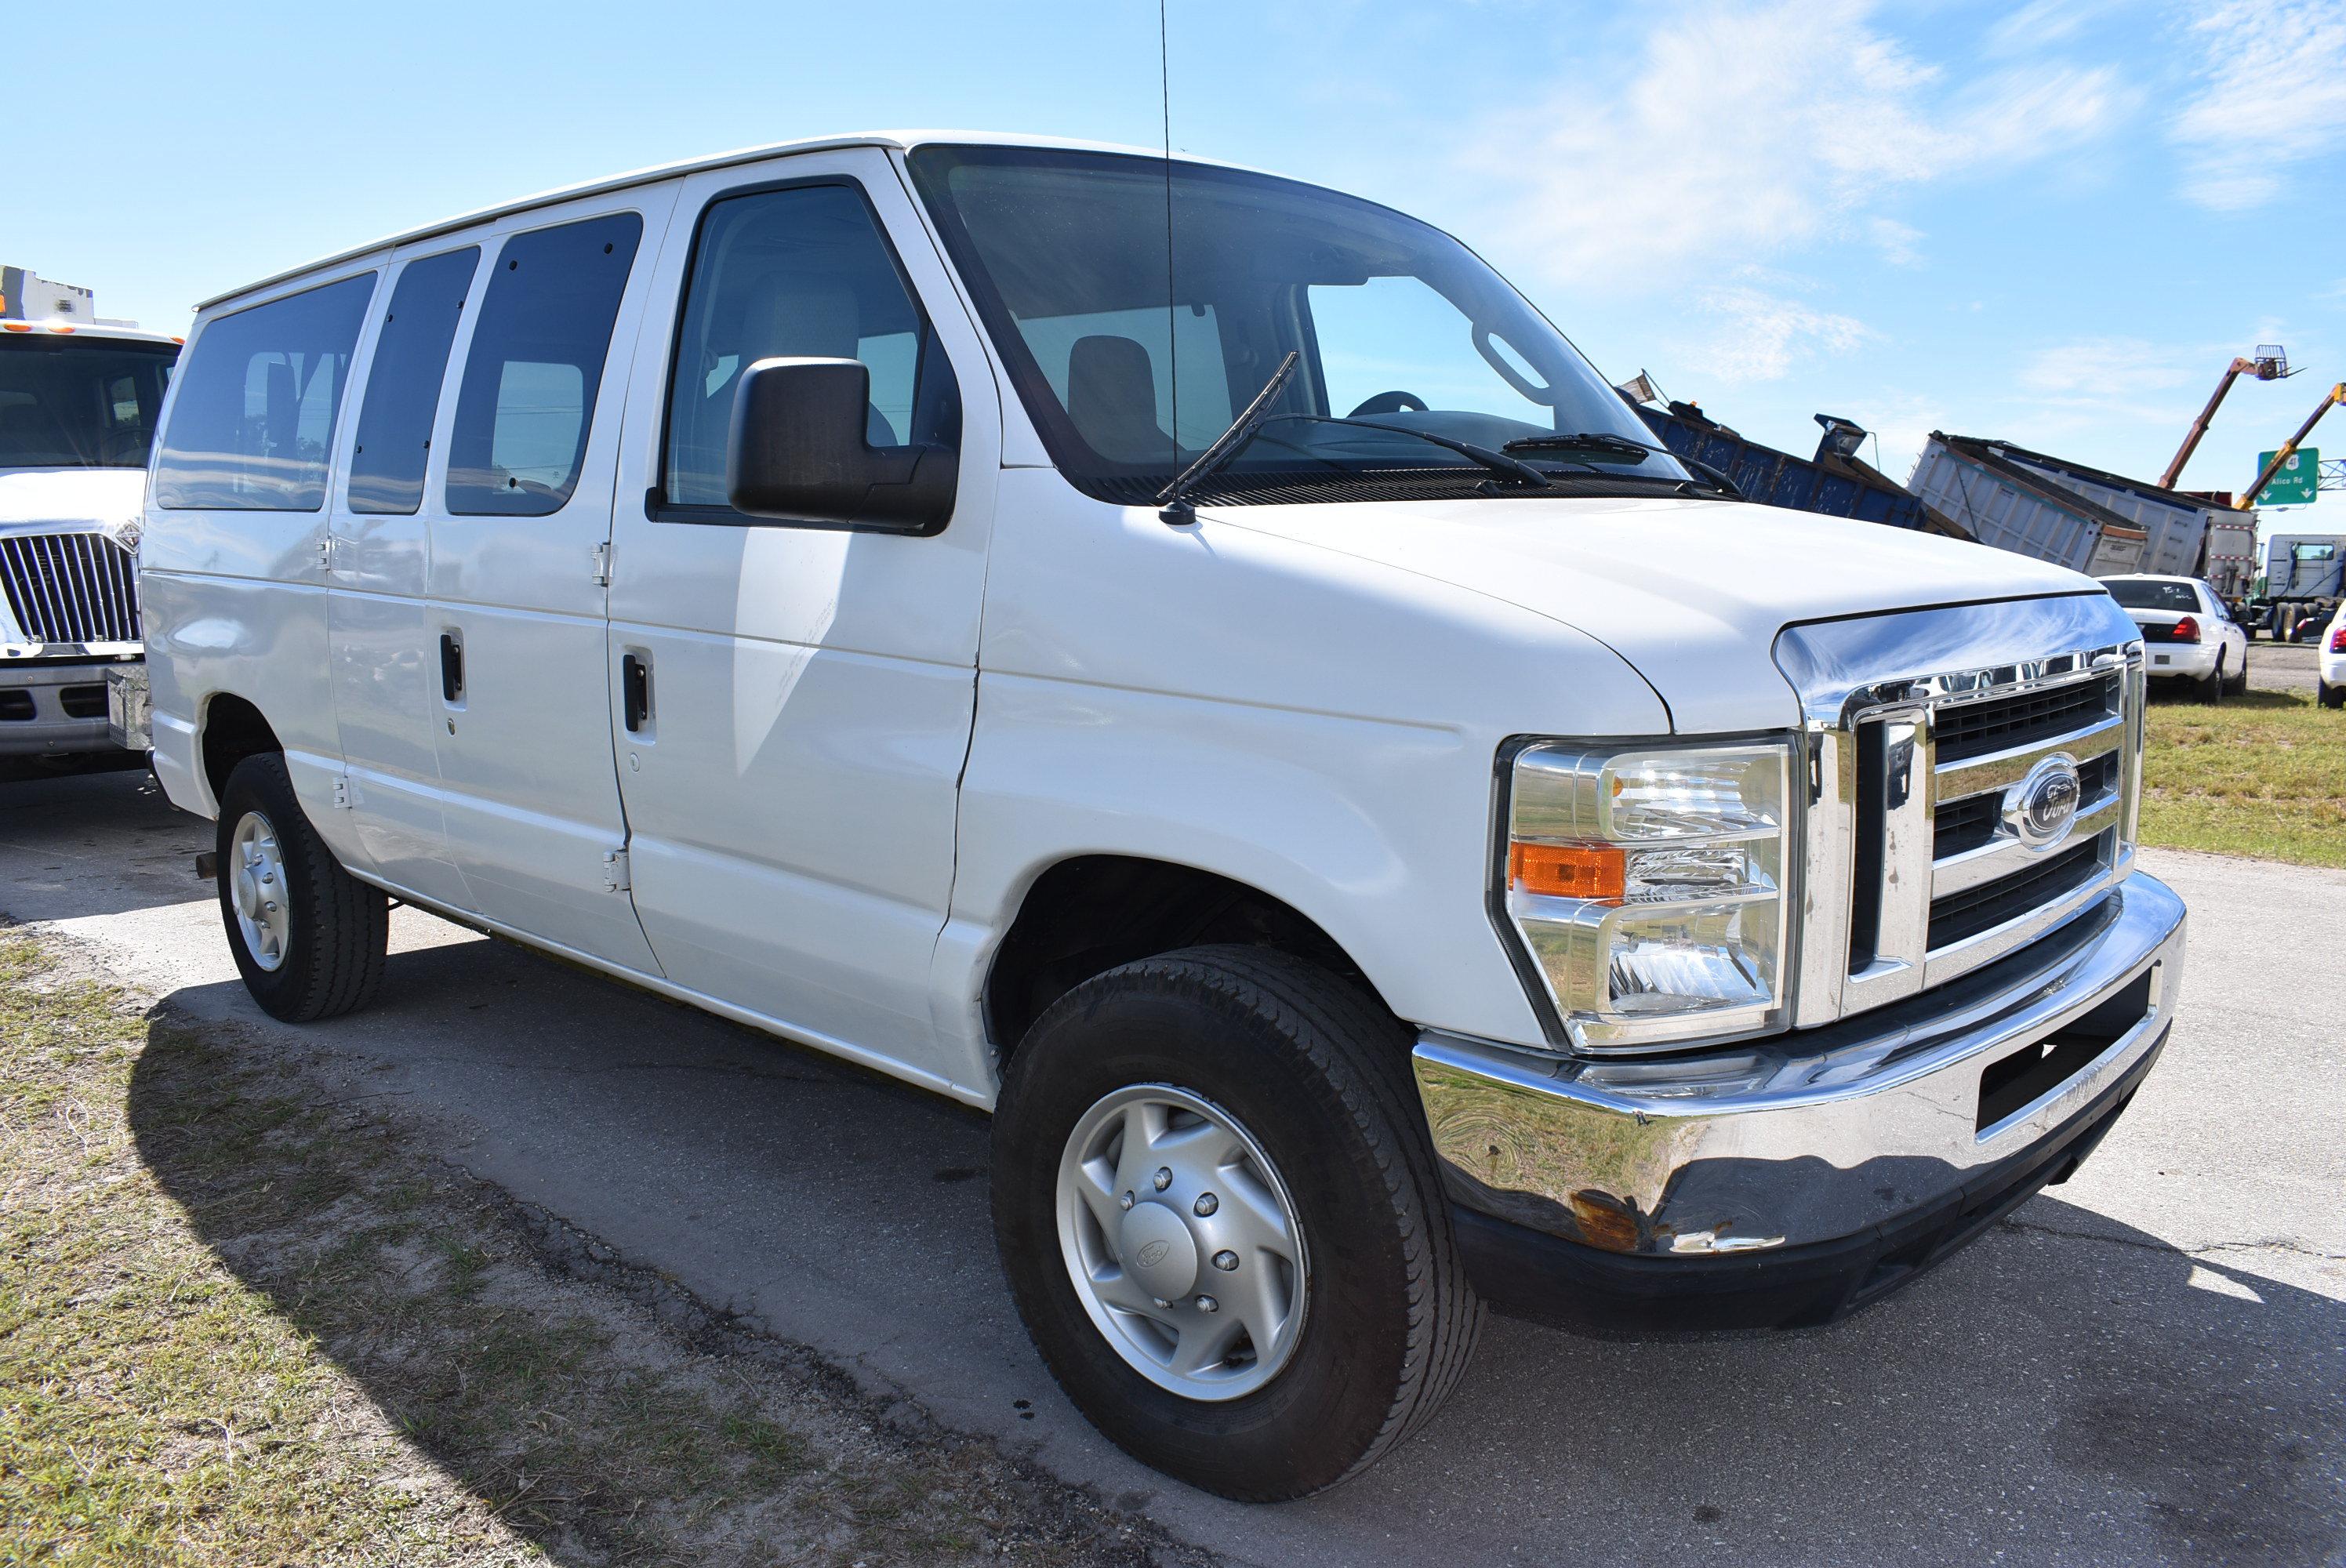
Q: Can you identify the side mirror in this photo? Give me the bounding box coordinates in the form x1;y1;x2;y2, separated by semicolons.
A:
725;357;957;530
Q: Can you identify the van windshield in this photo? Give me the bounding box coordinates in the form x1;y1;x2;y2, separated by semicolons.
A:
0;336;177;470
906;144;1690;505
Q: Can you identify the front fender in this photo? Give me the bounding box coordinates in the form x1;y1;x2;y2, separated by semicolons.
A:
936;671;1556;1094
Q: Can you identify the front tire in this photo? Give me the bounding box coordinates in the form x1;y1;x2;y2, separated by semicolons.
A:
215;753;388;1022
991;946;1479;1501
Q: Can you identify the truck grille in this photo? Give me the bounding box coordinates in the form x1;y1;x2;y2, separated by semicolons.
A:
1927;833;2107;949
1777;595;2145;1032
1933;673;2119;764
0;532;142;646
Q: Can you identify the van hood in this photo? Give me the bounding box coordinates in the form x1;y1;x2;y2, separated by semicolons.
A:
1198;493;2102;733
0;467;148;532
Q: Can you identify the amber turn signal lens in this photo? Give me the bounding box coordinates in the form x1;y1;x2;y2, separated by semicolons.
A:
1508;841;1625;900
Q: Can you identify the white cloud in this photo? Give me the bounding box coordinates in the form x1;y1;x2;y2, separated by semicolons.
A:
2018;336;2192;397
1869;217;1924;266
1683;285;1875;383
2172;1;2346;210
1470;0;2130;287
1985;0;2128;55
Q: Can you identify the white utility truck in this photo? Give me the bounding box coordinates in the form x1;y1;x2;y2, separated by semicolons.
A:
134;136;2186;1500
1;268;175;767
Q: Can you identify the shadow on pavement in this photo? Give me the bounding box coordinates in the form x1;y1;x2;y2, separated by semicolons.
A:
0;768;212;921
122;918;2346;1566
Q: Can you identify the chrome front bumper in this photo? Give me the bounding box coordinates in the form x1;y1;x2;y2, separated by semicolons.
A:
1416;872;2185;1258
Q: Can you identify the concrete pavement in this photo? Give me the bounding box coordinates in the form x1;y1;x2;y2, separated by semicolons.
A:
4;768;2341;1566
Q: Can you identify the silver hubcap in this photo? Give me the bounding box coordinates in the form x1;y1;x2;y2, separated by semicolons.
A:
1056;1084;1309;1401
228;811;291;971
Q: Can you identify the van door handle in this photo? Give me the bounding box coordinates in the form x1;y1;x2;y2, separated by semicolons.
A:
438;632;464;702
622;652;651;733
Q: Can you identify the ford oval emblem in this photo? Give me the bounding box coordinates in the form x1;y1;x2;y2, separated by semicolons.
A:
2003;753;2083;852
1135;1240;1173;1269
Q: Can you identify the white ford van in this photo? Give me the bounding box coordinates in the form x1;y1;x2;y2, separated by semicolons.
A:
138;132;2186;1500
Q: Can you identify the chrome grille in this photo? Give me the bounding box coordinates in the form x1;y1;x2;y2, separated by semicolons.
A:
0;532;142;645
1933;673;2120;763
1775;595;2144;1031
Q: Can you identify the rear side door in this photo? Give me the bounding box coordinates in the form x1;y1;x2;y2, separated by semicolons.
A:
424;186;680;970
601;149;1000;1089
327;243;481;912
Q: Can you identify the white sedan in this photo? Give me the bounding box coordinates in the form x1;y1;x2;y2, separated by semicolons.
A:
2102;575;2250;699
2320;602;2345;710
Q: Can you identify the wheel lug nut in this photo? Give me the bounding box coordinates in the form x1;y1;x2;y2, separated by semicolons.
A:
1196;1294;1218;1313
1193;1192;1218;1217
1212;1250;1239;1272
1118;1191;1134;1210
1152;1297;1171;1309
1153;1167;1172;1192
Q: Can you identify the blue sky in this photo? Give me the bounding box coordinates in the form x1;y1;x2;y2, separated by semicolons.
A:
21;0;2345;535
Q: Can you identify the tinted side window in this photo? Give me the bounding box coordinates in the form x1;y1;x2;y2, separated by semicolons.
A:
154;274;374;510
348;247;478;514
445;213;642;517
661;183;958;514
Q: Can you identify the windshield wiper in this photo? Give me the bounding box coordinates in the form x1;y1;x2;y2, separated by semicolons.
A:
1157;350;1302;523
1159;374;1562;522
1503;430;1745;499
1502;431;1653;462
1268;416;1556;489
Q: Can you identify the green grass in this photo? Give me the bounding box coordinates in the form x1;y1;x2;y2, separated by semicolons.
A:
0;935;1183;1567
2139;689;2346;868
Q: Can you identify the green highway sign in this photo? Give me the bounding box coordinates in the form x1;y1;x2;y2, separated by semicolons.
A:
2256;447;2319;506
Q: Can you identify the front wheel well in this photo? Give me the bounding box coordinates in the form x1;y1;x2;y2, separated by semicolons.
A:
199;693;281;810
985;855;1381;1061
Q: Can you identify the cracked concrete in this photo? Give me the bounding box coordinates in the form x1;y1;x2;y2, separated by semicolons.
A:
3;769;2341;1566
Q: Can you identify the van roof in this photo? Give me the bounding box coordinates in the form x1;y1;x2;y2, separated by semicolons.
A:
194;131;1253;313
0;320;181;348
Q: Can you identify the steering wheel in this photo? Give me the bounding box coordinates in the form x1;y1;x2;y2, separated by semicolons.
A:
96;425;151;467
1346;390;1429;418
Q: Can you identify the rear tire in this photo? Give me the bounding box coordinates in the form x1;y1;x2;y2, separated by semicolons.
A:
2322;681;2344;710
215;753;388;1022
2197;654;2225;702
2228;650;2250;695
990;946;1480;1501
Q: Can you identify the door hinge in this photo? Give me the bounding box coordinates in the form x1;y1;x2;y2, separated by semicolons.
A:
591;542;612;587
331;775;352;810
601;848;630;892
318;534;336;572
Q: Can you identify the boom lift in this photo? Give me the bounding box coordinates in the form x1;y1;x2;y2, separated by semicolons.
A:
2236;379;2344;513
2239;380;2346;640
2161;346;2290;489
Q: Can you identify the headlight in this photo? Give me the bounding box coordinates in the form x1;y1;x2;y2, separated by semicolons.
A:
1502;740;1793;1052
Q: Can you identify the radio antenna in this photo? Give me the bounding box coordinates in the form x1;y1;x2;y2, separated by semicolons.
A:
1160;0;1178;466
